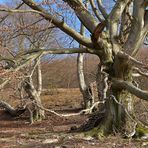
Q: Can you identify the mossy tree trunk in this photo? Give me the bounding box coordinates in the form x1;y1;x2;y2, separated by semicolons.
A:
4;0;147;136
85;57;137;138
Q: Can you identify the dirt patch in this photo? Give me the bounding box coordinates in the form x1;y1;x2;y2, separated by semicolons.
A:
0;111;145;148
0;89;147;147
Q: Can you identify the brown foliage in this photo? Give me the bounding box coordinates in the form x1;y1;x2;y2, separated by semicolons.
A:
41;54;99;89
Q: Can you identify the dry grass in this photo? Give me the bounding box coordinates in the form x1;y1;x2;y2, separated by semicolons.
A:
0;88;148;147
41;88;83;109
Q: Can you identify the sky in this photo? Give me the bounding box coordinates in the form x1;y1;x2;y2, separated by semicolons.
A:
0;0;8;3
0;0;115;48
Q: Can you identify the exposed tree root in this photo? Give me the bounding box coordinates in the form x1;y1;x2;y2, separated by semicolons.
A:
70;95;146;139
80;100;105;115
70;111;105;133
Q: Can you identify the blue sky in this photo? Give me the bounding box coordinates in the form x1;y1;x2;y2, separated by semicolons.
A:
0;0;115;47
0;0;8;3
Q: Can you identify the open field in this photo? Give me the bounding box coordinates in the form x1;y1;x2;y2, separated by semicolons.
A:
0;88;148;148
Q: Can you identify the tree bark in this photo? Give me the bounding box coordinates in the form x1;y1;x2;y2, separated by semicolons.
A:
77;53;94;108
23;77;45;123
77;2;94;109
0;100;26;117
81;57;138;138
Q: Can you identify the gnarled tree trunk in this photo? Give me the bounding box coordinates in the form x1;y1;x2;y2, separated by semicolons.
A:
2;0;147;137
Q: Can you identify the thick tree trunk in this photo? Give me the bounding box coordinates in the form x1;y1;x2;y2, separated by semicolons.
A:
111;57;135;136
81;58;138;138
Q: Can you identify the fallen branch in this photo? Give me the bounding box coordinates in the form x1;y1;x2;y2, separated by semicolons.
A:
0;79;10;90
0;100;26;117
31;99;105;117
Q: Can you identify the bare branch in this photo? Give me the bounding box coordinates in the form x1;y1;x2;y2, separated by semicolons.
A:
101;66;109;100
0;8;43;14
96;0;108;19
30;101;63;117
25;47;93;56
0;48;94;76
0;2;24;23
112;79;148;101
80;100;105;115
117;51;148;70
62;0;98;33
21;0;93;48
108;0;131;53
36;58;42;96
89;0;103;22
124;0;147;56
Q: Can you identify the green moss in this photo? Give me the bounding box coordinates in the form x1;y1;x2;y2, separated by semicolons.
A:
85;127;105;139
134;126;148;138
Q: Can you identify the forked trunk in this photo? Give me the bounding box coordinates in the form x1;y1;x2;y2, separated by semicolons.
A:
23;78;45;124
85;58;136;138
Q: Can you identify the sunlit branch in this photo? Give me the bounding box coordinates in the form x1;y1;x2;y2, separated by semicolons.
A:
0;8;43;14
124;0;146;56
96;0;108;19
108;0;131;53
113;79;148;101
117;51;148;70
21;0;93;48
89;0;103;22
62;0;98;33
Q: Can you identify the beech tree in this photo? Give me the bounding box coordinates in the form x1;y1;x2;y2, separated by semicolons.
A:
77;0;95;109
0;0;148;137
0;3;56;122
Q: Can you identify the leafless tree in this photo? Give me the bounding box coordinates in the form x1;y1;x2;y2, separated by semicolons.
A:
0;2;58;122
0;0;148;137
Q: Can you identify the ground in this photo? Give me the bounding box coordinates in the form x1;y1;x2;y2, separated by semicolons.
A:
0;88;147;148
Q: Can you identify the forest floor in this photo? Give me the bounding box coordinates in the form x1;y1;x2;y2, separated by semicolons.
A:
0;88;148;148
